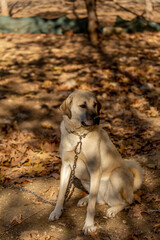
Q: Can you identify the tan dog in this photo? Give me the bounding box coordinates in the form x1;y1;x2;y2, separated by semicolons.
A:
49;90;143;234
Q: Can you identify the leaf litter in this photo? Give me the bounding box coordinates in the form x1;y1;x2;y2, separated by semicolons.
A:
0;1;160;239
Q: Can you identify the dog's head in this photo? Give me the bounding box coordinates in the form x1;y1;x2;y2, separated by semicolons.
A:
60;90;101;128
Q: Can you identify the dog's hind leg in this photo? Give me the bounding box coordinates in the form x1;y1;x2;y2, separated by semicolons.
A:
105;168;134;218
77;180;89;207
106;203;127;218
77;195;89;207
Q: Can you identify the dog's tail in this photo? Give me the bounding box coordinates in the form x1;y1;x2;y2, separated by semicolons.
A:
125;160;143;191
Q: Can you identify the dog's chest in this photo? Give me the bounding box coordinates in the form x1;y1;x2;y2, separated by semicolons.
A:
60;133;80;152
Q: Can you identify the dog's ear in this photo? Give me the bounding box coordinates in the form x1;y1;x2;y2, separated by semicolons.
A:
60;94;73;119
97;99;101;114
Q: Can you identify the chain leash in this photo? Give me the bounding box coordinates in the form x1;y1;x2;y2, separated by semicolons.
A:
64;133;87;203
0;181;56;205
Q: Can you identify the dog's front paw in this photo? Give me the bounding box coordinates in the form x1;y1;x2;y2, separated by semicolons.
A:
106;207;118;218
48;208;62;221
83;224;97;235
77;196;88;207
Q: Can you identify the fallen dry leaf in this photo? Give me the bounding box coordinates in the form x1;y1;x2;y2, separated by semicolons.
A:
134;190;142;203
153;223;160;233
146;163;157;169
50;172;60;180
131;204;143;220
10;214;22;226
127;234;141;240
38;234;53;240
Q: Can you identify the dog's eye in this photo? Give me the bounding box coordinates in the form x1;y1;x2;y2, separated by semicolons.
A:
79;104;86;108
93;102;97;108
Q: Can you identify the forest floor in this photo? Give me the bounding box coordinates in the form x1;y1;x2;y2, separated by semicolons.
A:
0;1;160;240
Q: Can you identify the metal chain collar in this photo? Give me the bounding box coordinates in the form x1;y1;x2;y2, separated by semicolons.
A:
64;133;88;203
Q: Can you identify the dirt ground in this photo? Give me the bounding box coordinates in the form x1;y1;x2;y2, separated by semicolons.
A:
0;1;160;240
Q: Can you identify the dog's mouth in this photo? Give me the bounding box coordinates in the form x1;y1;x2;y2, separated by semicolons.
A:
81;116;100;127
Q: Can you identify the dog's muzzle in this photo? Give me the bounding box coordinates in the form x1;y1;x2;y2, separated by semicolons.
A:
81;115;100;127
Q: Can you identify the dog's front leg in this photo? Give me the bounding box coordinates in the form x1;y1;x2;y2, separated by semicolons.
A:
49;162;71;221
83;168;101;235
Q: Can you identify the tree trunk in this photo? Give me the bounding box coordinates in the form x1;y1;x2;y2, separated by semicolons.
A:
145;0;153;19
1;0;9;16
85;0;99;45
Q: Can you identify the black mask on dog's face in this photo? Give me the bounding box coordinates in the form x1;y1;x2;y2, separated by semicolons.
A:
80;101;101;127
